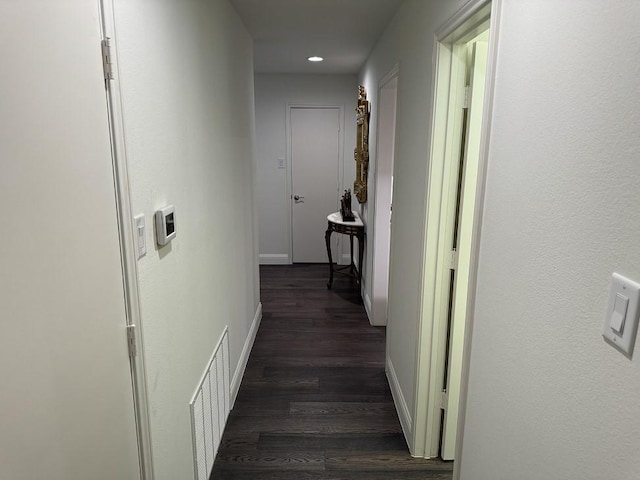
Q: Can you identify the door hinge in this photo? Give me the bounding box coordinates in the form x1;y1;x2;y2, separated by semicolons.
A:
448;250;458;270
101;38;115;81
440;390;448;410
126;324;137;357
463;85;470;109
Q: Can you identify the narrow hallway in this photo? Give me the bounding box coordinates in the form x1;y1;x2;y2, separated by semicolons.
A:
212;264;452;479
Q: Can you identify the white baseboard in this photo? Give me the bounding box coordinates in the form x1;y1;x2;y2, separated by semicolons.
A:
339;253;351;266
386;355;413;452
259;254;290;265
365;294;388;327
363;291;373;323
231;302;262;407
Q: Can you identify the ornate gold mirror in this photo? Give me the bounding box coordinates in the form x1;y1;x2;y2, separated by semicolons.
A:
354;86;370;204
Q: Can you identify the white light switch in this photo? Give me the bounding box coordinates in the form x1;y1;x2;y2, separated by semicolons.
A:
603;273;640;357
277;157;285;169
134;214;146;259
610;293;628;335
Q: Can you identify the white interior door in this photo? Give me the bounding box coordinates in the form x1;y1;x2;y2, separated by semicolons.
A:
441;39;489;461
0;2;140;479
291;107;340;263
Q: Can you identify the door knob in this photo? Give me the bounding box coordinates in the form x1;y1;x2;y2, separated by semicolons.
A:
293;195;305;203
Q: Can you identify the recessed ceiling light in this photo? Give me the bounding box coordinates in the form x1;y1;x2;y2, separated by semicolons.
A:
307;56;324;62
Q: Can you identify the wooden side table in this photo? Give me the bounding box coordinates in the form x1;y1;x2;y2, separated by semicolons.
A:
325;211;365;289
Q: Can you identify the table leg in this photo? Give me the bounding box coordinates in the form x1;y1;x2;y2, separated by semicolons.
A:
325;226;334;289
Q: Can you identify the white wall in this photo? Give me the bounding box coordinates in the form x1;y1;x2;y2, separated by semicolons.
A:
363;0;640;474
113;1;260;478
0;2;140;479
359;0;468;435
459;1;640;478
255;74;358;263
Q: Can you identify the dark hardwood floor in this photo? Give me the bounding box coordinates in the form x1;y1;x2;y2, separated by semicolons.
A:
211;264;452;479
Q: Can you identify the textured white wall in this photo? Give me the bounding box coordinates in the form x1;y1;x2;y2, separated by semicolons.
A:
0;2;140;478
113;1;259;478
359;0;468;421
459;1;640;478
255;74;357;262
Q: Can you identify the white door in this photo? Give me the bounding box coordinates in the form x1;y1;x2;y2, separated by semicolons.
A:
441;39;489;461
291;107;340;263
0;2;141;479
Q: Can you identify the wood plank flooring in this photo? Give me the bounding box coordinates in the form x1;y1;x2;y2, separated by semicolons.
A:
211;264;452;480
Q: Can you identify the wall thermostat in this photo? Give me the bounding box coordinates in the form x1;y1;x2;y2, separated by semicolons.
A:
155;205;176;246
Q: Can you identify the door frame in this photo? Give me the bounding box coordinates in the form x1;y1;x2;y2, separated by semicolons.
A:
286;104;345;264
368;65;399;325
411;0;502;464
99;1;154;478
440;37;489;461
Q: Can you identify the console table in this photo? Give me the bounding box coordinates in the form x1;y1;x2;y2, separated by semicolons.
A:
325;211;365;289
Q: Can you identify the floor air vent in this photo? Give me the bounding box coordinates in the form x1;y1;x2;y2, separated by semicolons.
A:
189;327;230;480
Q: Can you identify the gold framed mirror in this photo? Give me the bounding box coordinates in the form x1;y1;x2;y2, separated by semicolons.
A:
354;85;370;204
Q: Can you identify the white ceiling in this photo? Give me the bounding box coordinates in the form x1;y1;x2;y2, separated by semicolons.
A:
229;0;405;74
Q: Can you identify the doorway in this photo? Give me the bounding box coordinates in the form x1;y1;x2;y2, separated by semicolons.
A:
289;106;342;263
438;31;489;461
371;70;398;326
412;0;499;467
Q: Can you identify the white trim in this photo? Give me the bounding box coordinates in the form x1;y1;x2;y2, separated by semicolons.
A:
411;34;457;460
425;40;469;459
98;2;154;479
363;291;373;323
436;0;491;41
286;104;345;263
386;356;413;452
230;302;263;407
259;254;290;265
413;0;496;461
378;64;400;91
452;1;502;478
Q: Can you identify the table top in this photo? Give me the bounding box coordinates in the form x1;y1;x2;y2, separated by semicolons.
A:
327;211;364;228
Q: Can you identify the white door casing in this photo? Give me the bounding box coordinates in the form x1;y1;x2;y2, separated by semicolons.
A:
441;39;489;461
290;107;341;263
0;2;141;479
412;0;496;462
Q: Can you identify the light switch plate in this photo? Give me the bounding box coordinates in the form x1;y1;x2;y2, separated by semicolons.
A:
603;273;640;357
134;214;146;259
